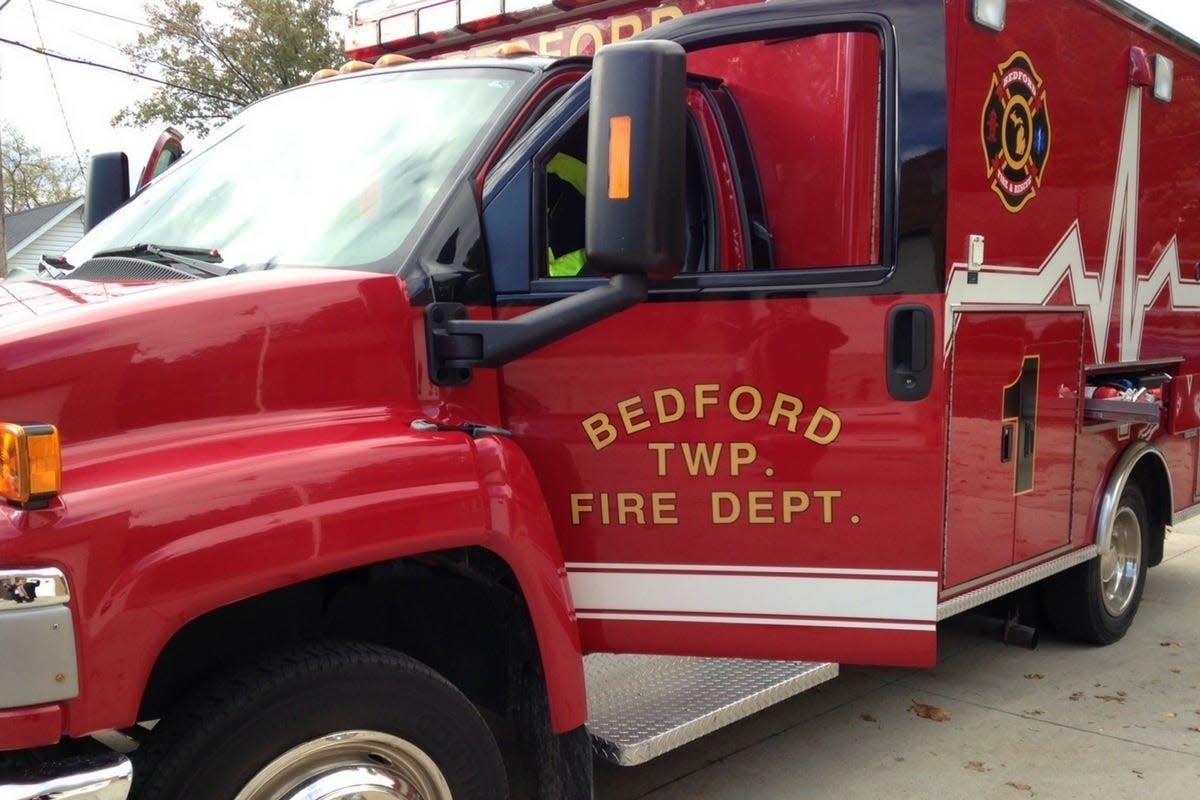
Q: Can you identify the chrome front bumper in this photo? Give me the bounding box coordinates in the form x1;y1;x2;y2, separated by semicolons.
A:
0;752;130;800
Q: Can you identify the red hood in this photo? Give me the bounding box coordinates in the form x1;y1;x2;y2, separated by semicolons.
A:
0;270;422;447
0;279;169;330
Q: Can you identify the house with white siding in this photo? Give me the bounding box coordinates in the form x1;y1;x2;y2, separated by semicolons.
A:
3;197;85;276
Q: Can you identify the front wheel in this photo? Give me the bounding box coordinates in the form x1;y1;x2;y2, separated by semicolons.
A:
132;642;507;800
1044;483;1149;644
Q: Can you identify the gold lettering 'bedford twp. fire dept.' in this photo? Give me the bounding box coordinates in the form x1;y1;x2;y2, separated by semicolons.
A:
569;384;855;528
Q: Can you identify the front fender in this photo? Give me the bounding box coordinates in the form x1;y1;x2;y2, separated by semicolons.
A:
3;418;586;742
25;413;491;737
474;435;586;733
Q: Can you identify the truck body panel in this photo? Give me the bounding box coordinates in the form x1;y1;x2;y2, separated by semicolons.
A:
2;0;1199;793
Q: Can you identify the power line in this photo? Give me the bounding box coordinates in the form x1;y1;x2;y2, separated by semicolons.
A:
44;0;151;29
0;37;240;106
28;0;86;181
66;25;241;98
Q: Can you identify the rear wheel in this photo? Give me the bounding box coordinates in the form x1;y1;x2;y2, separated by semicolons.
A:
1044;483;1149;644
132;642;507;800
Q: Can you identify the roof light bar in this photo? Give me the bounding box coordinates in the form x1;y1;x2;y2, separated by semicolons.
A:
418;0;458;39
354;0;414;25
348;0;608;58
379;11;423;49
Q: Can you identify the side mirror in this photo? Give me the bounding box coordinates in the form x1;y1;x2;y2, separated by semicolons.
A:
585;40;687;278
83;153;130;232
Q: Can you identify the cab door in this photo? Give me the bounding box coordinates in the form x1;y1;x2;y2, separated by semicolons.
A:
487;3;949;668
137;127;185;191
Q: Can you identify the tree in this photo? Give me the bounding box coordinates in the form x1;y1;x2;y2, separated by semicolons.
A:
1;123;82;213
115;0;345;137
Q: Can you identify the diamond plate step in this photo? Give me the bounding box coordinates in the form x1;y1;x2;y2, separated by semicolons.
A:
583;654;838;766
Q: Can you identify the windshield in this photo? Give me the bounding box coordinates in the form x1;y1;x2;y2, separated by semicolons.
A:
67;66;529;271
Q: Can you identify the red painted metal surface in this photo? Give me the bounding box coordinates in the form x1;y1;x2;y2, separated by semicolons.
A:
0;704;64;750
945;312;1083;590
3;0;1199;761
945;0;1200;368
688;31;882;267
943;0;1200;578
0;272;585;744
498;294;946;667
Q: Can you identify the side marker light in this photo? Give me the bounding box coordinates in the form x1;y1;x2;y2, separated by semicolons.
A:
608;115;632;200
1153;54;1174;103
971;0;1006;31
0;423;61;509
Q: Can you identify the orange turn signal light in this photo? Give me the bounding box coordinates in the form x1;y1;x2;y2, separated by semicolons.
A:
0;423;61;508
608;115;632;200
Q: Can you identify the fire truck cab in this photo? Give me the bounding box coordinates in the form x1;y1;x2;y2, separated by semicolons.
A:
2;0;1198;798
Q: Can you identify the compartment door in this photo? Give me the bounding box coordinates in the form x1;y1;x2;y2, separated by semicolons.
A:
945;311;1082;589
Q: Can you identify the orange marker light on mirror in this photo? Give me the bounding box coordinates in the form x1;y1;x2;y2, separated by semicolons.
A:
0;423;61;508
608;115;632;200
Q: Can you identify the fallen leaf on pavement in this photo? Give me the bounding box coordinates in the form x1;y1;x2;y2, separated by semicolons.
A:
1006;782;1032;792
860;713;877;723
1160;641;1181;648
965;761;990;772
910;701;951;722
1095;694;1126;703
1024;709;1044;716
1069;691;1085;701
1024;673;1044;680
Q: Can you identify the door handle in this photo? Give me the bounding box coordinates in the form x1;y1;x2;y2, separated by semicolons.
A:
887;304;933;401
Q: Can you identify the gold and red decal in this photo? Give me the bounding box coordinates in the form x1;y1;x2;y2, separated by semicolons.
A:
981;51;1051;213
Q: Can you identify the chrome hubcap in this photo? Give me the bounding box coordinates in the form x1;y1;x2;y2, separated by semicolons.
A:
1099;505;1142;617
233;730;452;800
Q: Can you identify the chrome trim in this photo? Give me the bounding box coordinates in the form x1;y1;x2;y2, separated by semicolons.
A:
940;543;1076;597
937;546;1098;621
1;568;70;611
1097;442;1170;554
0;751;131;800
0;606;80;707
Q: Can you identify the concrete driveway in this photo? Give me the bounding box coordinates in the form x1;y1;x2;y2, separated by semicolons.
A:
596;521;1200;799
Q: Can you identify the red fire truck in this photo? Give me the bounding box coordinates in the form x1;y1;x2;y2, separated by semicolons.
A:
2;0;1197;797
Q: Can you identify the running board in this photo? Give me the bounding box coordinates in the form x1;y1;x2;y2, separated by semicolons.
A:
583;654;838;766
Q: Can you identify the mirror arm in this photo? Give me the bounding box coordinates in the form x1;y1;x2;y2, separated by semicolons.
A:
425;273;647;386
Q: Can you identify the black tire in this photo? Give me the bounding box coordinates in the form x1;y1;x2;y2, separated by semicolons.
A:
132;641;507;800
511;664;593;800
1044;483;1149;644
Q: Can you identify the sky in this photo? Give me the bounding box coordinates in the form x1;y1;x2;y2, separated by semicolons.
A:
0;0;355;187
1;0;1198;193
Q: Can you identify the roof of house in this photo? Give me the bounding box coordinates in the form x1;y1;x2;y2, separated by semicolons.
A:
4;197;83;253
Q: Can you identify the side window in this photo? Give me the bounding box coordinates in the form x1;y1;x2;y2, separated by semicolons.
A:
538;102;715;279
543;118;590;278
688;31;883;269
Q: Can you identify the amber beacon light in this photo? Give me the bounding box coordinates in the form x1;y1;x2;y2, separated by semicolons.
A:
0;423;62;508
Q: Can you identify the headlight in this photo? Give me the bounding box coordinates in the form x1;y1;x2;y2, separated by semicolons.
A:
0;423;61;509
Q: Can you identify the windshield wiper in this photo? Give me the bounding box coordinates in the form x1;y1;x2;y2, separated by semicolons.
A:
90;243;231;277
